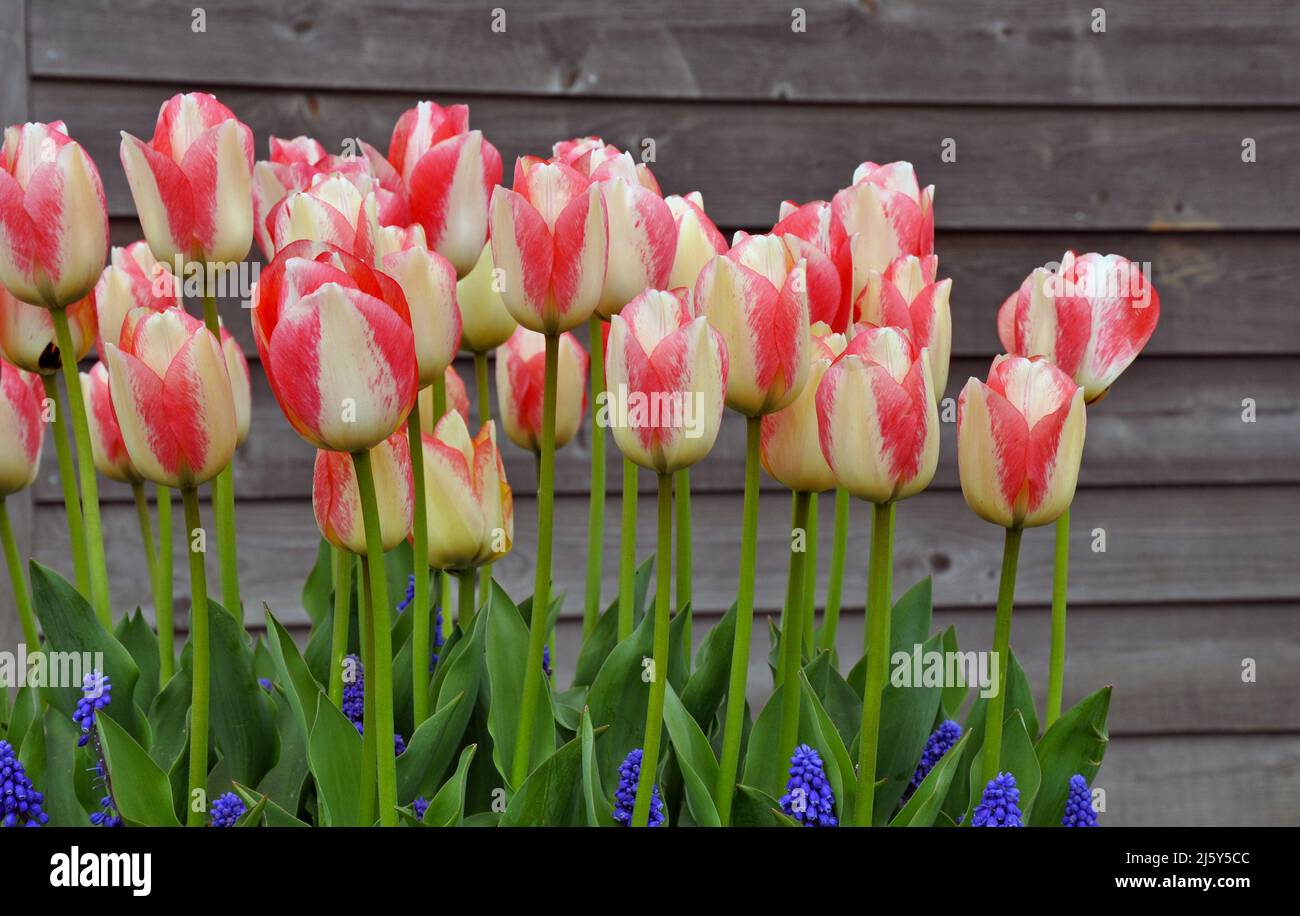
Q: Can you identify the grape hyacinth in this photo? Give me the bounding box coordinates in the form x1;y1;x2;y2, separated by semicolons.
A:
543;644;552;678
1062;773;1099;827
612;749;664;827
0;740;48;827
972;772;1023;827
341;653;406;753
258;677;273;693
413;796;429;821
779;744;838;827
398;573;446;673
73;669;112;747
910;720;961;790
209;791;247;827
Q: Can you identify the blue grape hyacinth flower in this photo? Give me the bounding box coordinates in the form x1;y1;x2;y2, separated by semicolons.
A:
210;791;247;827
73;669;112;747
910;720;961;790
1062;774;1099;827
0;739;48;827
779;744;838;827
413;796;429;822
972;772;1023;827
398;573;446;673
341;653;406;753
612;749;664;827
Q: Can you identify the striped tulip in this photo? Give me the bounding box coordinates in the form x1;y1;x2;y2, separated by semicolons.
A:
93;241;179;355
313;428;414;553
374;222;427;264
390;102;502;277
381;244;461;386
833;161;935;306
694;234;811;416
605;288;728;475
552;137;661;191
760;323;845;493
816;325;939;504
219;326;252;447
998;251;1160;403
251;240;418;453
957;354;1086;529
0;358;44;495
456;242;518;353
773;199;853;333
119;93;255;266
855;254;953;399
495;326;588;453
489;157;608;335
418;364;470;432
592;155;676;319
80;361;140;484
418;412;514;570
267;173;380;265
0;283;95;375
665;192;727;292
104;306;237;488
0;121;109;309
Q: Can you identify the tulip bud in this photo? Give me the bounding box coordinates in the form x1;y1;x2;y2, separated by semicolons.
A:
605;288;728;475
456;243;518;353
694;234;811;417
664;192;727;292
373;223;427;264
268;173;380;265
381;245;462;387
0;284;95;375
119;93;255;266
105;307;238;488
832;161;934;305
219;326;252;447
816;325;939;504
495;326;588;453
856;254;953;399
80;361;140;483
760;323;845;493
1000;251;1160;403
957;354;1086;529
0;358;44;495
418;364;471;432
0;121;109;308
93;241;179;355
313;428;414;553
418;413;514;570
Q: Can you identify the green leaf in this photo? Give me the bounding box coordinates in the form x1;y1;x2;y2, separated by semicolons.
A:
891;731;970;827
395;690;466;802
209;600;276;786
965;710;1041;825
256;684;310;813
730;784;784;827
571;557;654;687
265;608;325;738
871;630;944;823
579;708;613;827
796;670;856;819
421;744;477;826
553;686;587;734
232;782;310;827
114;610;160;712
97;714;181;826
662;682;721;827
680;601;737;730
802;650;861;749
425;607;486;787
890;578;933;656
41;706;91;826
1030;686;1111;826
586;600;654;786
301;538;334;627
307;693;364;827
667;603;693;692
939;625;968;718
147;665;191;772
498;732;587;827
484;583;556;789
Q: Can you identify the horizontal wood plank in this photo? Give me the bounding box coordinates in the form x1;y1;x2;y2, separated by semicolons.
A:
36;81;1300;231
28;1;1300;107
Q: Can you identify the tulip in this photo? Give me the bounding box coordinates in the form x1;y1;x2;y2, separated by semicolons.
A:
495;326;588;454
93;241;179;355
419;364;470;431
0;358;43;647
456;242;518;355
833;161;934;307
854;254;953;401
665;193;728;291
592;163;675;320
391;102;502;278
313;429;414;554
268;173;380;265
0;284;95;375
219;326;252;448
374;222;427;264
81;361;140;485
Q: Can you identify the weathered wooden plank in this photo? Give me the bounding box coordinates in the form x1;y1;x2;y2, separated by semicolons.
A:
28;1;1300;107
29;486;1300;626
36;81;1300;231
34;354;1297;504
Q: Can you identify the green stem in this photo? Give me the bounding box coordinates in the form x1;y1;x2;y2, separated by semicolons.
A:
1046;509;1070;727
714;416;762;826
0;498;38;648
819;487;850;653
407;404;432;726
618;457;638;640
457;568;475;628
802;492;818;657
674;468;692;616
981;526;1023;790
42;373;88;595
357;559;377;826
199;292;241;626
511;333;558;790
351;449;398;826
52;306;110;625
474;350;494;607
631;472;673;827
776;491;811;767
854;501;894;826
155;485;174;683
583;315;606;642
180;487;209;827
132;481;157;591
430;374;452;644
328;546;352;708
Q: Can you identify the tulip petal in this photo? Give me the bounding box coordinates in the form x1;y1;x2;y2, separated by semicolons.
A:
120;131;195;264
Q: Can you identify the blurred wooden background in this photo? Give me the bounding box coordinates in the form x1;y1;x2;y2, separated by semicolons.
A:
2;0;1298;825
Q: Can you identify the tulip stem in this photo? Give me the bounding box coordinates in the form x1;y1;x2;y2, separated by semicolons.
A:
457;568;475;628
351;449;398;826
981;526;1023;791
674;468;692;666
632;472;673;827
197;291;243;628
618;457;638;640
180;487;209;827
357;559;377;826
0;498;38;648
714;416;762;826
155;485;174;683
802;492;818;657
820;487;850;653
407;404;432;727
583;315;606;642
429;374;452;644
131;482;157;591
1046;509;1070;727
328;546;352;708
474;350;494;607
42;374;89;596
52;306;110;626
776;491;811;766
511;333;558;791
854;501;894;826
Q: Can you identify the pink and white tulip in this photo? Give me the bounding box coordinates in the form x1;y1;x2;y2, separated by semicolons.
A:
219;326;252;447
855;254;953;398
381;244;462;387
81;361;140;483
267;173;380;265
0;283;95;375
93;241;179;355
665;192;728;292
591;156;675;319
418;412;514;570
313;428;414;553
760;323;845;493
418;364;471;432
495;326;588;453
0;358;44;495
772;199;853;333
456;242;518;353
833;161;935;306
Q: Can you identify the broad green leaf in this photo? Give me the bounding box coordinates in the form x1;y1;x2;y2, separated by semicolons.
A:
232;781;310;827
680;601;737;730
97;714;181;826
1030;686;1111;826
891;731;970;827
871;630;944;823
307;694;364;827
147;665;192;772
667;602;693;692
209;600;276;786
662;683;720;827
796;670;855;819
553;686;587;734
484;584;556;789
115;610;160;712
571;557;654;687
940;625;968;718
802;650;861;748
731;784;785;828
965;710;1041;825
41;706;91;826
396;690;466;802
585;601;654;786
265;608;325;737
421;744;477;826
301;538;334;626
579;708;613;827
256;684;309;813
498;732;586;827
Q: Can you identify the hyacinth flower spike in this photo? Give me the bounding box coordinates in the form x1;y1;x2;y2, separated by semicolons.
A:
612;749;665;827
1062;773;1099;827
972;772;1024;827
0;739;49;827
779;744;838;827
209;791;247;827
